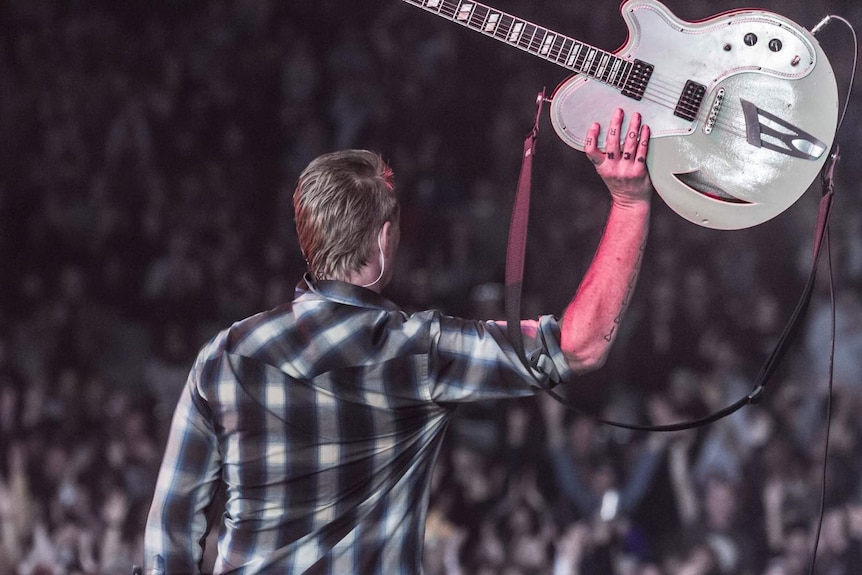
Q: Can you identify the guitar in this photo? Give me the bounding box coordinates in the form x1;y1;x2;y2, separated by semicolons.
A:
401;0;839;229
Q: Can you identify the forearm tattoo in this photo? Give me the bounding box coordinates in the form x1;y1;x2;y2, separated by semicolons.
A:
603;235;647;342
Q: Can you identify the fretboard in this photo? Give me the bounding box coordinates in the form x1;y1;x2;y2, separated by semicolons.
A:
401;0;640;92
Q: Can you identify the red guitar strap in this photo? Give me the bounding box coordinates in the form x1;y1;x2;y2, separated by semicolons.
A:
504;91;839;432
504;90;545;380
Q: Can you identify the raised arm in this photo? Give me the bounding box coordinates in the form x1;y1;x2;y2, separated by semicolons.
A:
561;108;653;372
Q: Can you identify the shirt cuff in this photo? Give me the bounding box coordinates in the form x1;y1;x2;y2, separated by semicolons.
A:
528;315;573;386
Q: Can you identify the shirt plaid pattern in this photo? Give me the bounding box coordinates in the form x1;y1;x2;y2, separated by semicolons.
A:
144;276;572;574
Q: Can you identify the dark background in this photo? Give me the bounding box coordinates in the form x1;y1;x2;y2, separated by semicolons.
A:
1;0;861;572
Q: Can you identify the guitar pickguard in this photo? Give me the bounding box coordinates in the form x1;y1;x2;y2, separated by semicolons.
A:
402;0;839;229
548;0;838;229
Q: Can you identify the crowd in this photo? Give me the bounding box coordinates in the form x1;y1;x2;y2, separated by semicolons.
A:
2;0;862;573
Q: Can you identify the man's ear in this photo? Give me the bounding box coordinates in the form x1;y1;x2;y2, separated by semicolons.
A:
380;220;396;255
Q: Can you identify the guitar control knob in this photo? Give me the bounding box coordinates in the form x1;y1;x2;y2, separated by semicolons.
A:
744;33;758;46
769;38;783;52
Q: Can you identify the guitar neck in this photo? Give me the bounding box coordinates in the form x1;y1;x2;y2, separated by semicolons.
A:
401;0;636;90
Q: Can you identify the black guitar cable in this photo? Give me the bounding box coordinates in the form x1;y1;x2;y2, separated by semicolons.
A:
503;11;857;574
806;13;856;575
506;104;837;433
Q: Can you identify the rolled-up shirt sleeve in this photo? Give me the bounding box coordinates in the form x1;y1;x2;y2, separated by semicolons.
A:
531;314;572;385
426;312;573;403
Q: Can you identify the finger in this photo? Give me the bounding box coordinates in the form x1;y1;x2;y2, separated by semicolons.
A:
622;112;642;161
605;108;625;161
583;122;604;166
636;124;651;164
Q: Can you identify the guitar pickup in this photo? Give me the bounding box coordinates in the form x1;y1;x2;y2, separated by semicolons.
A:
620;59;654;101
674;80;706;121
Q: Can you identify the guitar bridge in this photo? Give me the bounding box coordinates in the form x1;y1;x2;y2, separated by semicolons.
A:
674;80;706;122
703;88;725;135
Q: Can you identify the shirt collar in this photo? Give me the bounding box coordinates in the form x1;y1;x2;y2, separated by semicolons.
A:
296;273;401;311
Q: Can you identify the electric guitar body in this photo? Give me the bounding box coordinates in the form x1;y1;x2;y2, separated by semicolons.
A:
402;0;840;229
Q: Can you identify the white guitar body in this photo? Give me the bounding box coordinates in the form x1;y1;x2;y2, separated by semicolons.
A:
403;0;839;229
550;0;839;229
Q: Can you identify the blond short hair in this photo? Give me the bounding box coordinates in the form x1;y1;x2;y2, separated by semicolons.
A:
294;150;398;281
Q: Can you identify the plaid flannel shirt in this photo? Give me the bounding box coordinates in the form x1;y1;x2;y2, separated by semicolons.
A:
144;276;571;574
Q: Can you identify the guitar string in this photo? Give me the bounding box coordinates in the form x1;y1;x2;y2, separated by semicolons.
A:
439;0;814;121
429;2;683;87
422;1;790;147
447;6;728;115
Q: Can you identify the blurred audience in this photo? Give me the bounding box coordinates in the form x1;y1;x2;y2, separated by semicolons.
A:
2;0;861;573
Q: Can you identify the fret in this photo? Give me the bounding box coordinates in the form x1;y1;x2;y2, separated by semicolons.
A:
484;12;500;34
588;50;602;77
535;28;549;54
594;53;606;79
540;33;556;57
432;0;449;17
599;54;612;82
532;28;548;55
582;48;597;74
549;35;566;63
508;20;523;43
569;40;582;68
473;5;490;30
402;0;648;91
618;61;634;88
442;0;458;18
609;58;624;87
497;14;513;41
566;42;581;68
456;2;473;22
520;24;537;51
575;45;589;71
